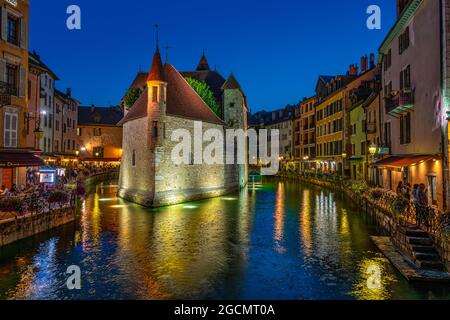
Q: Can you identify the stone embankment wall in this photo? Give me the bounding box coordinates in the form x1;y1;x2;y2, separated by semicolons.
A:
0;208;75;247
0;171;119;248
84;171;120;188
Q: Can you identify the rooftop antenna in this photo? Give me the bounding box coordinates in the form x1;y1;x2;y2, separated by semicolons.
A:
163;43;172;64
155;24;159;49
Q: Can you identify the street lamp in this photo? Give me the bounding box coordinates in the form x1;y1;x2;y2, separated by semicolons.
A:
369;143;377;185
341;153;347;178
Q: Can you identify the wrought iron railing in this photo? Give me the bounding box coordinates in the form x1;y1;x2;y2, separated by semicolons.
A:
385;89;415;114
0;190;76;219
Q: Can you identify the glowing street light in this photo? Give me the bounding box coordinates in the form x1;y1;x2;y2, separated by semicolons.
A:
369;144;378;185
369;144;377;156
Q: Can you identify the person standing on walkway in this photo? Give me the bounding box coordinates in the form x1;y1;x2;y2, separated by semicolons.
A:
413;184;419;205
415;183;429;227
404;182;412;200
418;184;428;206
396;181;404;195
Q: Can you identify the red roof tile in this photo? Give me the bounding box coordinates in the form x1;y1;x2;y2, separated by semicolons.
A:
117;90;148;126
165;64;224;125
196;52;210;71
221;74;241;90
118;64;225;126
147;48;164;82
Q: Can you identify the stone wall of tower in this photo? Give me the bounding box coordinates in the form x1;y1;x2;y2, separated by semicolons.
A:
118;80;167;206
223;88;248;188
118;117;155;206
152;115;240;207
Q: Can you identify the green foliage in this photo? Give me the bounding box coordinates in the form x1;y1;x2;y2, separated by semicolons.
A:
124;87;142;110
185;77;220;116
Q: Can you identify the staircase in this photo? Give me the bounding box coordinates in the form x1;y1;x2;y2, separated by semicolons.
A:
405;226;444;271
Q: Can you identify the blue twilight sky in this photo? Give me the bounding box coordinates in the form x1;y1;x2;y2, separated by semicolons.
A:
30;0;396;112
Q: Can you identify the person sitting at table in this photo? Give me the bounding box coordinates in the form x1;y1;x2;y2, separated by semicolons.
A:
1;185;9;196
10;184;17;195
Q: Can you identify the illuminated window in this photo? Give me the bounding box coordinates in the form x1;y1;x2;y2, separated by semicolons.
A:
427;175;438;206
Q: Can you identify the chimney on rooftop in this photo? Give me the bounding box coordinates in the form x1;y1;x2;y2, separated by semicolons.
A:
370;53;375;69
66;88;72;97
348;64;359;76
360;56;368;74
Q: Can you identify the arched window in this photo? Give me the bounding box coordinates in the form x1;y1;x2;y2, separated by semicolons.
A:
132;150;136;167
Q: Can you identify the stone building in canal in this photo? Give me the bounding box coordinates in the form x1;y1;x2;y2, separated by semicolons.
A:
117;45;248;207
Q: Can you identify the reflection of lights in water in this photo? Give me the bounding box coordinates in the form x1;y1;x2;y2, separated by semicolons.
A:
300;189;313;256
110;205;128;208
340;209;350;236
351;257;397;300
222;197;237;201
99;197;116;202
274;182;285;252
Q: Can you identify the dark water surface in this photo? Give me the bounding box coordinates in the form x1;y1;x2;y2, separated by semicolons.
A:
1;178;449;300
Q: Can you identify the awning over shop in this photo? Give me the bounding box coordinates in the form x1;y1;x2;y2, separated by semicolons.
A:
0;150;45;168
80;157;121;162
374;155;435;168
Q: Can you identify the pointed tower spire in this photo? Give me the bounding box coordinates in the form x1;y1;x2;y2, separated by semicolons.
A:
222;73;241;90
155;24;159;49
147;26;165;82
196;49;210;71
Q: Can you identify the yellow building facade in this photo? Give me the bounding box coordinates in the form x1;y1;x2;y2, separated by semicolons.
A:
315;90;345;173
0;0;40;189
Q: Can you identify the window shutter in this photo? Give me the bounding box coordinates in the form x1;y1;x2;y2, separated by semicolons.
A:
0;8;7;41
19;65;26;97
11;114;17;147
20;18;27;49
406;113;411;143
400;70;404;90
0;58;6;83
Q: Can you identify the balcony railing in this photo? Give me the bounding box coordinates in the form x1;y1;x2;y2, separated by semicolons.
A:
385;88;415;115
0;81;13;106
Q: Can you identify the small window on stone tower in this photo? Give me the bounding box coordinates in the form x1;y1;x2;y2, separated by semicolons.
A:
229;102;235;108
153;121;158;138
132;150;136;167
160;85;165;103
152;86;158;102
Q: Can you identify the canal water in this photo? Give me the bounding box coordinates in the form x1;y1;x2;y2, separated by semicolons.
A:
0;178;449;300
